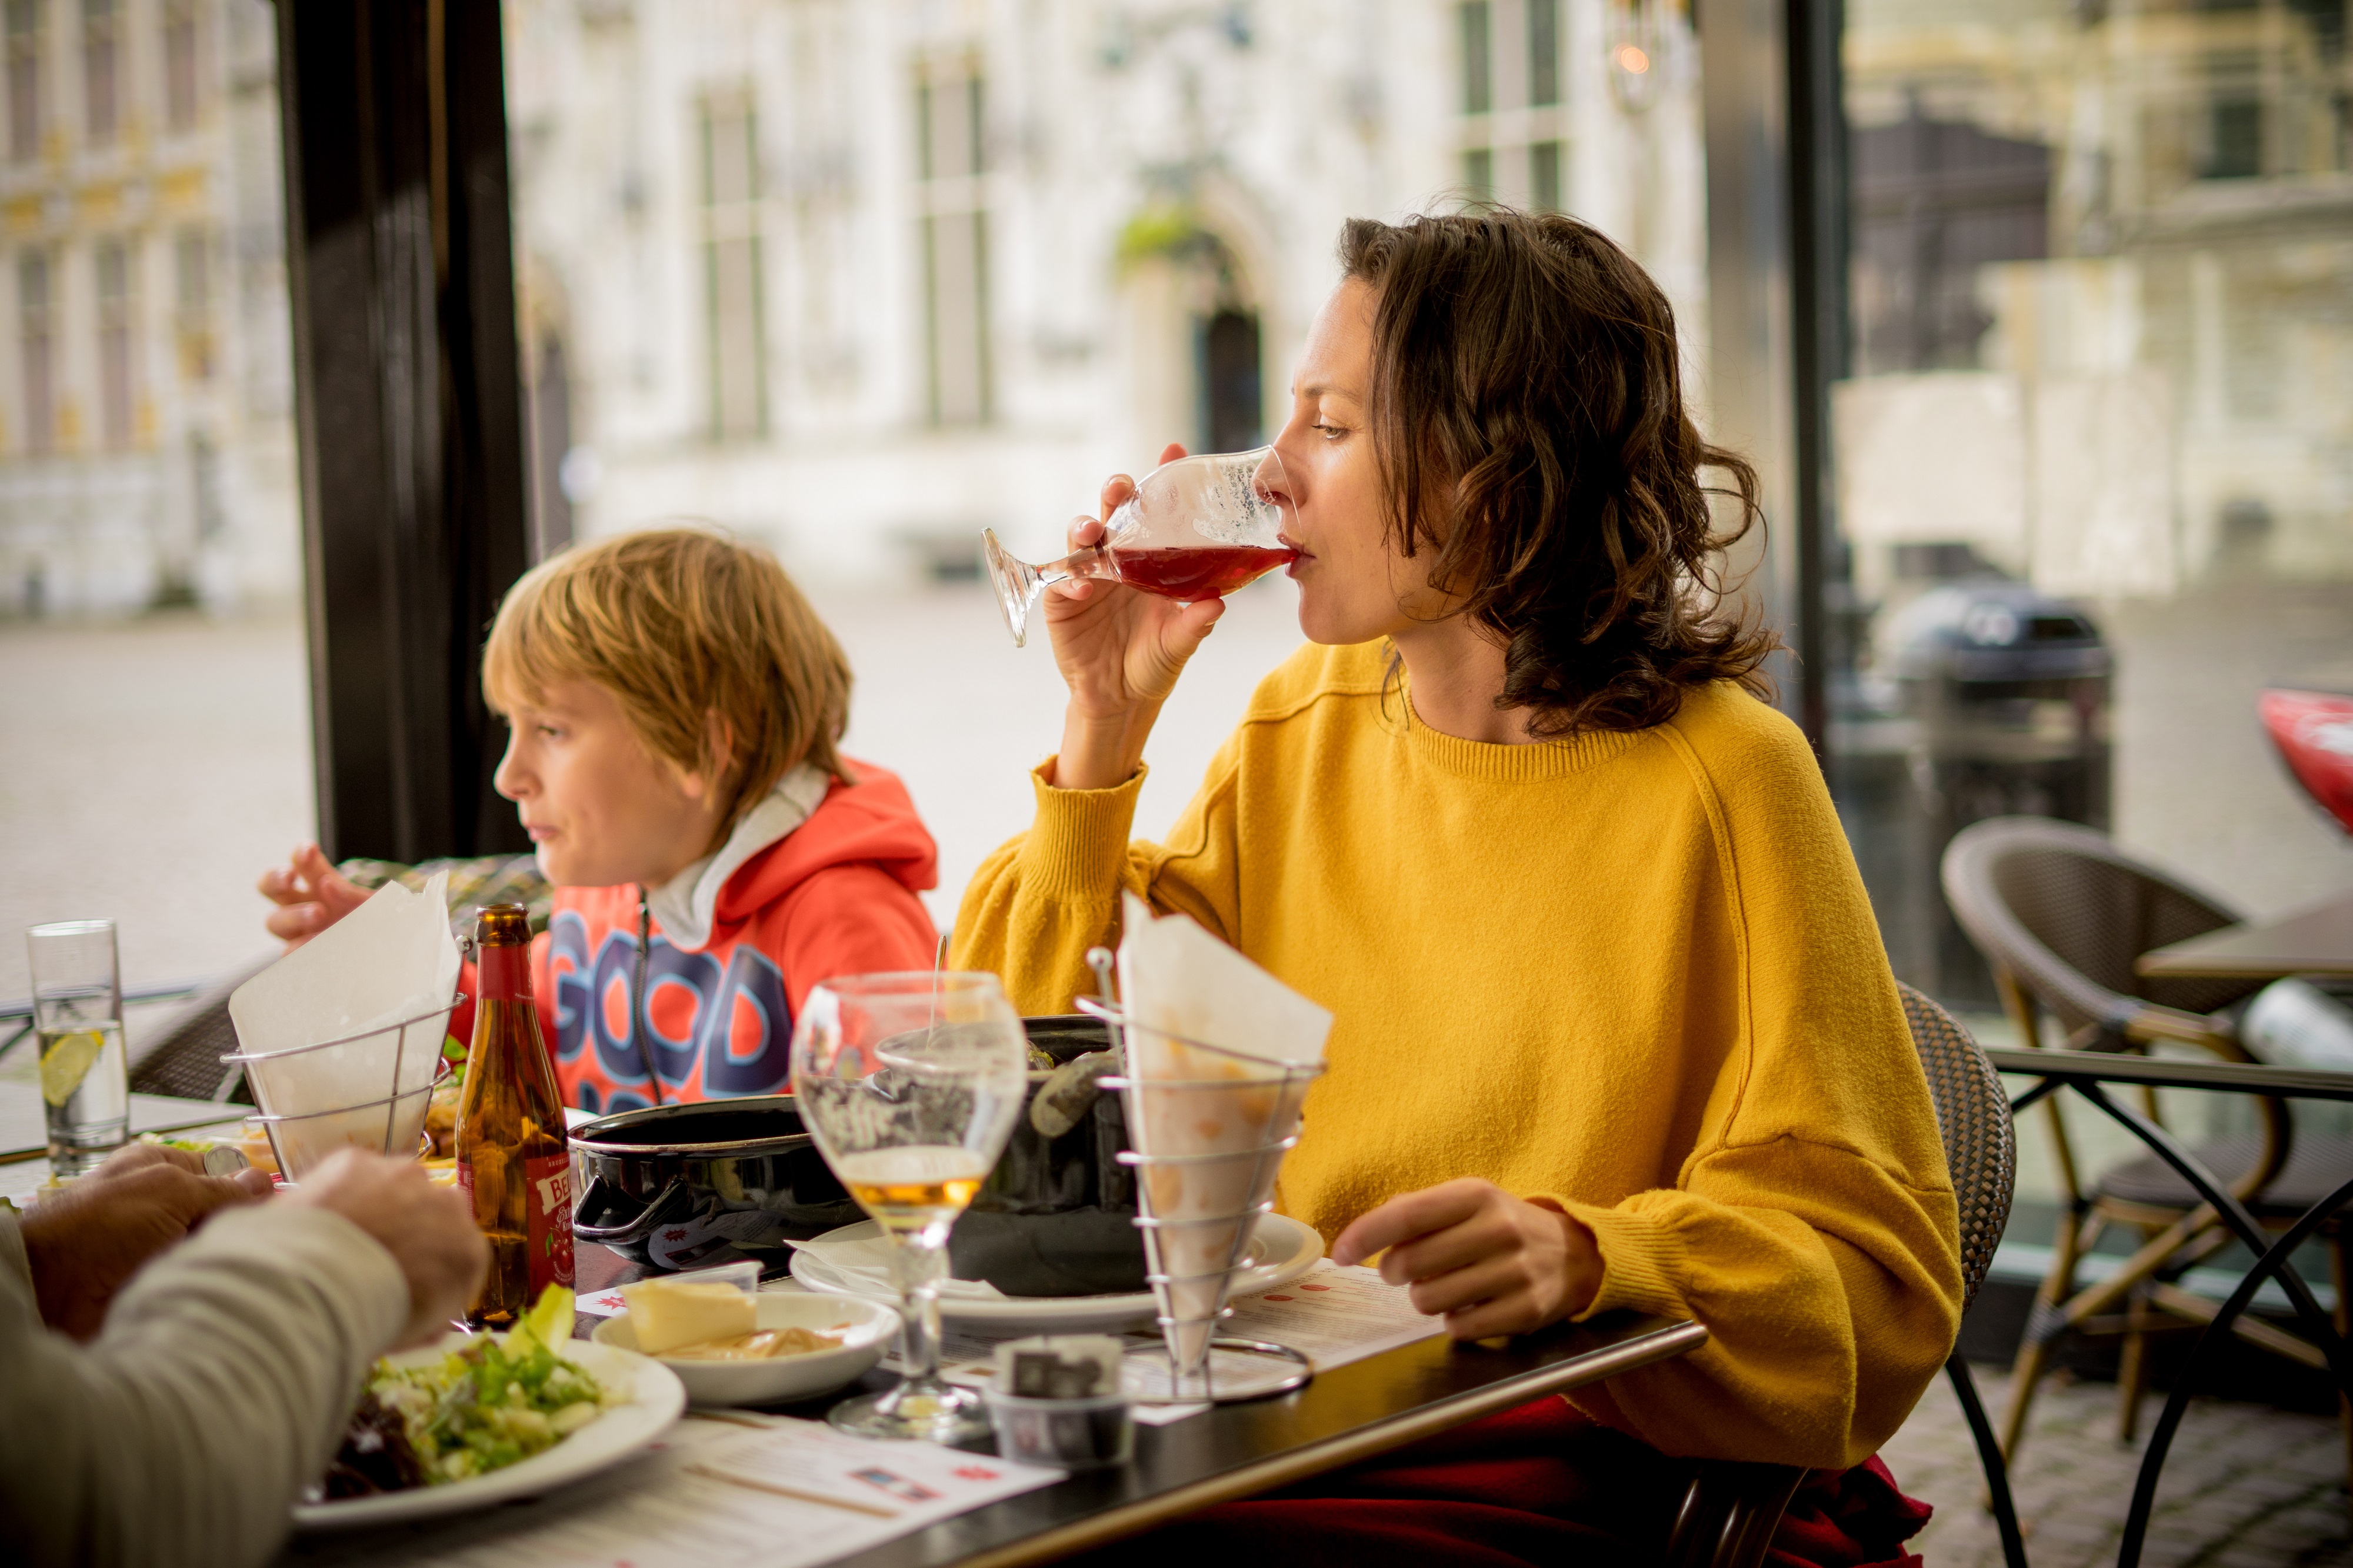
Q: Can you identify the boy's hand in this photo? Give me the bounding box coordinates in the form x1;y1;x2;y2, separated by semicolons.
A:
257;843;371;949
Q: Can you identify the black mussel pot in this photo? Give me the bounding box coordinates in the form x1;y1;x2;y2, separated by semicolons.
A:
947;1015;1146;1297
569;1095;862;1271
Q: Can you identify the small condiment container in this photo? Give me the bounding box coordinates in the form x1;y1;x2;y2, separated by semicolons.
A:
983;1335;1134;1471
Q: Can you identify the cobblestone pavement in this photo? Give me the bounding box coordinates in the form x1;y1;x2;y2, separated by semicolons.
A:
1883;1364;2351;1566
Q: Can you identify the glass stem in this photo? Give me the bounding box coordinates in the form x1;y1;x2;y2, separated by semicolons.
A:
1033;542;1118;589
892;1235;948;1383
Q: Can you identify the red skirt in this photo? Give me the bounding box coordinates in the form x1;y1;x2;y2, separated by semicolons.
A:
1075;1396;1932;1568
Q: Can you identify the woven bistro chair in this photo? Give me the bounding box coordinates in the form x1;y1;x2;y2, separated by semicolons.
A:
125;958;272;1104
1667;982;2023;1568
1941;816;2353;1470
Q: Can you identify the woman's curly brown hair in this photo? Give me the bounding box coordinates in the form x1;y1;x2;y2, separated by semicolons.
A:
1339;211;1778;736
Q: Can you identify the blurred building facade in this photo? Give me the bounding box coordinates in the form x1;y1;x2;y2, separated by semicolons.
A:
0;0;296;617
0;0;1710;612
500;0;1708;582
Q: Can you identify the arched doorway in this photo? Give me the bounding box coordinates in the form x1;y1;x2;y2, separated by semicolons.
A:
1198;308;1262;452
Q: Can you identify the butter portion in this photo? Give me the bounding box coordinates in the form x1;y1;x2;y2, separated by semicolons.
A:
620;1276;756;1356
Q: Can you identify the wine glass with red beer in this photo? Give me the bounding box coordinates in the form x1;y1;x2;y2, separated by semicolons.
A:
982;447;1298;646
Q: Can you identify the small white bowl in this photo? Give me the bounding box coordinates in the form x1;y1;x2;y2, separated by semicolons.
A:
592;1293;898;1407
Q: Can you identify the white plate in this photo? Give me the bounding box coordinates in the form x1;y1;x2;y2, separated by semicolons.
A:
292;1336;684;1530
789;1212;1325;1333
592;1293;898;1407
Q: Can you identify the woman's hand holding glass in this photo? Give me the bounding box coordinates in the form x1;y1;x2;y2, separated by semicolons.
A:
1331;1178;1605;1340
1046;443;1230;790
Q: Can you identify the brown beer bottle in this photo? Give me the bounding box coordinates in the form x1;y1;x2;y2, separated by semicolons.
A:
457;903;575;1327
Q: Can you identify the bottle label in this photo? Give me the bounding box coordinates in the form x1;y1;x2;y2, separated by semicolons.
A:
456;1152;576;1296
526;1152;576;1292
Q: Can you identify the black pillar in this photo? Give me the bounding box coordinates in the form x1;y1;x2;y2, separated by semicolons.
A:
276;0;531;863
1786;0;1848;753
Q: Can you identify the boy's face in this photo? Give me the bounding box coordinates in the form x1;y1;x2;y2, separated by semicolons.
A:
494;679;725;890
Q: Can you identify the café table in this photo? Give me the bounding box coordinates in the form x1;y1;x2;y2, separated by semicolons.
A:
1982;1045;2353;1568
566;1244;1707;1568
281;1242;1704;1568
0;1084;251;1165
2135;887;2353;980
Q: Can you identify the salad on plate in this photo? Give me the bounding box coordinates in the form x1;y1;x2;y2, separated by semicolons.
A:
323;1286;612;1497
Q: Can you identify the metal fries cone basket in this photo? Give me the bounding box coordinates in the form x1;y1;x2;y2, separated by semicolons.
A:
1079;984;1324;1404
219;995;459;1180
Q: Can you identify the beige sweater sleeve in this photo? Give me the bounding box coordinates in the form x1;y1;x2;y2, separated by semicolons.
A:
0;1203;408;1568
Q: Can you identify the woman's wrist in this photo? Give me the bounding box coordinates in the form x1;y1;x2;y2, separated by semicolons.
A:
1052;703;1161;790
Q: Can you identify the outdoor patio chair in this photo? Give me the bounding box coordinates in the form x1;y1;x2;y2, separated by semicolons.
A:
1667;982;2023;1568
1939;815;2352;1474
125;958;271;1104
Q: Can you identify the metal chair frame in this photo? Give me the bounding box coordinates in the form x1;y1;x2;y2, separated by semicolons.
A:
1940;817;2347;1474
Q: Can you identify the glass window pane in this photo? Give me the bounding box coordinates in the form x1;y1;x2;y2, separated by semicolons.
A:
6;0;38;162
2;3;311;1015
1831;0;2353;1021
1530;140;1561;212
1461;1;1492;115
82;0;114;145
1464;145;1494;202
1528;0;1559;108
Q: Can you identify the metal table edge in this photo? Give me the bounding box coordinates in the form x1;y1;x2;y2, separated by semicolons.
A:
1981;1045;2353;1103
939;1316;1709;1568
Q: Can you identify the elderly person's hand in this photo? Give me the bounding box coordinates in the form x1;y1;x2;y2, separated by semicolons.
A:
1332;1178;1605;1340
256;842;371;949
18;1143;274;1340
282;1150;488;1347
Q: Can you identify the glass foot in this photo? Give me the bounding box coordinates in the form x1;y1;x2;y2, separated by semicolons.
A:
981;528;1042;648
826;1377;995;1445
1121;1339;1312;1404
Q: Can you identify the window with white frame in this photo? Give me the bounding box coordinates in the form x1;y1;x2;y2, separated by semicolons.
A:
82;0;116;147
18;248;53;452
915;60;989;426
700;92;766;443
1458;0;1568;212
7;0;41;163
163;0;198;132
94;235;133;446
174;225;210;382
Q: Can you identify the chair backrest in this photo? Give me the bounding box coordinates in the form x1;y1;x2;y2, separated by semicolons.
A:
1941;816;2262;1041
1896;982;2015;1312
126;959;269;1104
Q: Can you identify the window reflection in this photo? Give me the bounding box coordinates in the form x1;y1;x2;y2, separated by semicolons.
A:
1832;0;2353;1005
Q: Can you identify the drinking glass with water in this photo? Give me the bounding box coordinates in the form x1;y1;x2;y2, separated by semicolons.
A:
29;919;131;1177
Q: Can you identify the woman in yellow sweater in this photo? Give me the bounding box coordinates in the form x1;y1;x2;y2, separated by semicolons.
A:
955;211;1962;1564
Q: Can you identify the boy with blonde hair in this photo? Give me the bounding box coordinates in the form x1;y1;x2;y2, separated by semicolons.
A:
260;528;939;1113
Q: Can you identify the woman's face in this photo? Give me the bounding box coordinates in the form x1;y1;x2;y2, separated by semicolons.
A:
1266;278;1442;646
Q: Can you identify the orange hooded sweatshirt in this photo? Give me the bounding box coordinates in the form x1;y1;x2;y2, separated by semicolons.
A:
458;759;938;1113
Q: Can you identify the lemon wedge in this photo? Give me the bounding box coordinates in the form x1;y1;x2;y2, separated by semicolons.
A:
40;1031;105;1107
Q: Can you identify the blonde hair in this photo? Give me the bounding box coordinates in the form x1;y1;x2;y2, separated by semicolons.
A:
483;527;852;840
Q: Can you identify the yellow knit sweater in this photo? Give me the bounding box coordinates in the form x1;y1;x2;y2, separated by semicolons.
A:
954;641;1962;1469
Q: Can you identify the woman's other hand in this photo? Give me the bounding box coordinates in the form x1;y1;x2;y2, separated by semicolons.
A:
257;843;369;949
1331;1178;1604;1340
19;1143;273;1339
1046;443;1227;790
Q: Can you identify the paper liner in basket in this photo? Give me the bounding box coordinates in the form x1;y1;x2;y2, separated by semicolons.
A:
228;873;460;1172
1116;894;1330;1369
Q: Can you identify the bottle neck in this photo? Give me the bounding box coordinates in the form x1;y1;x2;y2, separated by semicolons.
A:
479;941;534;1005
